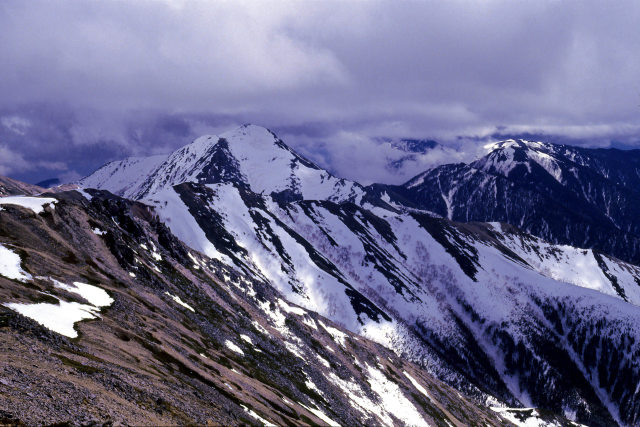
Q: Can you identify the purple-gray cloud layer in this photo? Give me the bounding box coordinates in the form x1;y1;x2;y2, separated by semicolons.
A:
1;0;639;184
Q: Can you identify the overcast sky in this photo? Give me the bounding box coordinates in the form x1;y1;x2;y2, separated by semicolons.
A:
1;0;639;184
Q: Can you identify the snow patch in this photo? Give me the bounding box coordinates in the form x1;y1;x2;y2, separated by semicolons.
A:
403;371;434;403
298;402;340;426
278;298;306;316
240;405;272;425
365;363;427;427
3;280;113;338
0;196;57;214
164;292;195;312
319;320;348;347
4;300;101;338
53;279;114;307
0;244;32;282
225;339;244;355
491;407;573;427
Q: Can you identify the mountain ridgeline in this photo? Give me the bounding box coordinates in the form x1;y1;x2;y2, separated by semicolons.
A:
0;189;503;426
376;139;640;266
3;124;640;425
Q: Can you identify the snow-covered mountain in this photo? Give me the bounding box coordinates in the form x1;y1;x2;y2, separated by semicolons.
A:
372;137;476;184
381;139;640;265
80;124;365;204
1;188;508;425
78;126;640;425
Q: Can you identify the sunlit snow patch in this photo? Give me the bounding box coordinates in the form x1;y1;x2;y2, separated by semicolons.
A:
403;371;434;403
188;252;201;269
0;244;32;282
4;300;100;338
0;196;57;214
3;280;113;338
164;292;195;312
319;320;347;347
240;405;272;425
53;279;114;307
491;407;580;427
225;339;244;355
324;368;422;427
298;402;340;427
76;189;93;200
278;298;306;316
365;363;427;427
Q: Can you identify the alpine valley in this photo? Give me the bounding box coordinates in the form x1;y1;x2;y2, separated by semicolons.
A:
2;124;640;426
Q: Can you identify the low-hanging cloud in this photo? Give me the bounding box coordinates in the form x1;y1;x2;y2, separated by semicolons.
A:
1;0;639;184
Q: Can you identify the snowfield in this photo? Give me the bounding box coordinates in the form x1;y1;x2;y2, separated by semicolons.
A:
0;195;57;214
4;299;102;338
3;279;113;338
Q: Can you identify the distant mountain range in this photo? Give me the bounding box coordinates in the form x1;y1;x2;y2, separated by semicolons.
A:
380;137;440;170
35;177;61;188
376;139;640;265
3;124;640;425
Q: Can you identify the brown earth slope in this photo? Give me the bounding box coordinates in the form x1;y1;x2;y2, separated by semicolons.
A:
0;176;44;196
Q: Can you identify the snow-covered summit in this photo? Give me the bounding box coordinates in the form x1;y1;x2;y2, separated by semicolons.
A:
475;139;566;182
482;138;549;152
80;124;365;203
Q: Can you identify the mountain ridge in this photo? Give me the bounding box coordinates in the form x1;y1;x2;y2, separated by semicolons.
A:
74;125;640;425
80;124;366;205
378;138;640;265
1;187;510;426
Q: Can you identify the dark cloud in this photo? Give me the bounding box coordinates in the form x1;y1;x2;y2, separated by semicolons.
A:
1;0;639;184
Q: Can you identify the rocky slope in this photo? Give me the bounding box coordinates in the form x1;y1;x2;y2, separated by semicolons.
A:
78;126;640;426
0;189;511;426
0;176;44;197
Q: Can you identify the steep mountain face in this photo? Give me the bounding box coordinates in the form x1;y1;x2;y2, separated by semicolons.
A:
155;182;640;426
382;139;640;265
0;190;508;426
78;126;640;426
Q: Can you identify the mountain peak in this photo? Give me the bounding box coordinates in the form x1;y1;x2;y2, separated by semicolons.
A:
483;139;549;153
473;138;567;182
221;123;277;141
81;124;364;203
187;125;276;150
